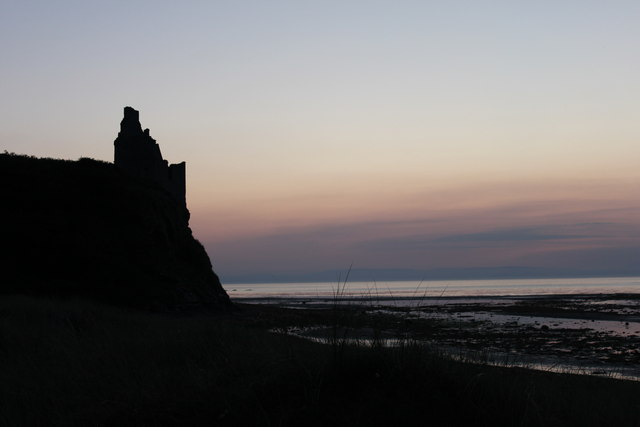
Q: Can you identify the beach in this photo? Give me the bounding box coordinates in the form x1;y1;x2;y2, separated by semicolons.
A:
228;278;640;381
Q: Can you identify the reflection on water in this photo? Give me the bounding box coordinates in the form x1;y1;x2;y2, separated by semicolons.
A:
253;279;640;382
428;311;640;336
275;324;640;382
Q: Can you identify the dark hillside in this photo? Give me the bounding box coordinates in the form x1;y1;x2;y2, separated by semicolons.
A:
0;153;230;310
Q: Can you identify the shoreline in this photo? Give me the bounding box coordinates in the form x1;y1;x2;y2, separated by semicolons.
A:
235;292;640;381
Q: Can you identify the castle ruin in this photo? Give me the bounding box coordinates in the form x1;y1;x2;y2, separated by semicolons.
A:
114;107;186;207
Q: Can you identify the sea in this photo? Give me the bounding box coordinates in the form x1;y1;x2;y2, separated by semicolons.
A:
224;276;640;302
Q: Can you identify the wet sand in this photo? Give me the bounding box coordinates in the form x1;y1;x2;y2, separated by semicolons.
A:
242;293;640;380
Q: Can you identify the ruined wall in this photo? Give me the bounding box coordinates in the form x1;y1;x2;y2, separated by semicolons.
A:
114;107;186;207
168;162;186;206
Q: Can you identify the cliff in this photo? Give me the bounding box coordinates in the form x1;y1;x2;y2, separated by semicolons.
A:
0;153;231;310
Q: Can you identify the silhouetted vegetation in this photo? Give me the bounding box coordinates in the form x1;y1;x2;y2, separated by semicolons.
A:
1;296;640;426
0;153;229;310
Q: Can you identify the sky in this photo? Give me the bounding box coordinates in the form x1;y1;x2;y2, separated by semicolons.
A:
2;1;639;282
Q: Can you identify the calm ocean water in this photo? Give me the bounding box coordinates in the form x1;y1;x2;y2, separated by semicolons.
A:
224;276;640;300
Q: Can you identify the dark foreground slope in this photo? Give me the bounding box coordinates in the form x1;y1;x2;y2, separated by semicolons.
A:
0;153;230;309
2;297;640;427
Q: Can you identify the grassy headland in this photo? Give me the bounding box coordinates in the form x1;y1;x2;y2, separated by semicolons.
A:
2;296;640;426
0;153;229;309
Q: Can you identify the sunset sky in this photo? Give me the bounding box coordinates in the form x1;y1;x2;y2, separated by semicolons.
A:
2;1;639;282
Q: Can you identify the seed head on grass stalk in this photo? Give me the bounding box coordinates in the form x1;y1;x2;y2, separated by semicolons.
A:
330;264;356;362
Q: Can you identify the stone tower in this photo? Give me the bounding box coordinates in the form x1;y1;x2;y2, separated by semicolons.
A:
114;106;186;207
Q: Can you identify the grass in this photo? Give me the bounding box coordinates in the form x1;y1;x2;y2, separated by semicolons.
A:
2;296;640;426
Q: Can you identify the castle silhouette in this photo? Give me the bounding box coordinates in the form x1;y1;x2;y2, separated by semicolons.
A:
114;107;186;206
